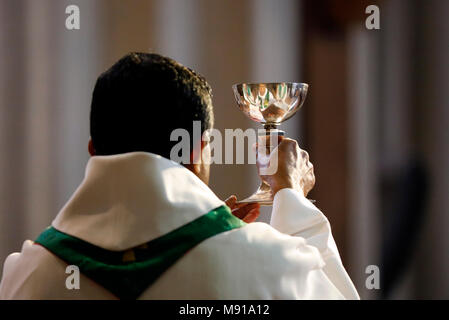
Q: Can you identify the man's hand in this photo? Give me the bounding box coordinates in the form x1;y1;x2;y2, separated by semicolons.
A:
225;195;260;223
261;137;315;197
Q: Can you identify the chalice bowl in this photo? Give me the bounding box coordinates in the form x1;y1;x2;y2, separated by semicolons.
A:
232;82;309;205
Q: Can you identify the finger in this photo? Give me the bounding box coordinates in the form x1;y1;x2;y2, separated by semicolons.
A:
224;195;237;208
232;202;260;219
301;150;309;160
233;201;259;209
232;203;260;219
242;208;261;223
233;202;260;212
279;137;295;144
278;137;296;151
306;163;314;172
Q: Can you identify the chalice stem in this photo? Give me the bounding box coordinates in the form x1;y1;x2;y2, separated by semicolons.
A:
237;127;284;206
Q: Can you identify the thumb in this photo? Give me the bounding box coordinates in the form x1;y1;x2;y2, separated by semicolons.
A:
224;195;237;208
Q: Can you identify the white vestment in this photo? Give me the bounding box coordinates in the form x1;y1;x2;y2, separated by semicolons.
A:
0;152;359;299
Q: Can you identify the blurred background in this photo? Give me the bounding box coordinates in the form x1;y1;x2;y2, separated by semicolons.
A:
0;0;448;299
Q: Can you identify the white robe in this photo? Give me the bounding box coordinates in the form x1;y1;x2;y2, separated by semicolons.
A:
0;152;359;299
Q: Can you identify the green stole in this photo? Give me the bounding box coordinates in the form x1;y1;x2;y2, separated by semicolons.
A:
35;205;245;300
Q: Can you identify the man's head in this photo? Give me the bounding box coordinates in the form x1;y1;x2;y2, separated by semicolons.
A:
89;52;214;183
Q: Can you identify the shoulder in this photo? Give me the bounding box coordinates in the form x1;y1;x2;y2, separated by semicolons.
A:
0;240;65;299
1;240;49;276
0;240;115;299
1;241;43;298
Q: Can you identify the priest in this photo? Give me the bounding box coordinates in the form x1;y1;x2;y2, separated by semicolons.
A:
0;53;359;299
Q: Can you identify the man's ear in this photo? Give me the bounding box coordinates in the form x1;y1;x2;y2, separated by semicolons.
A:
88;139;96;156
185;139;208;173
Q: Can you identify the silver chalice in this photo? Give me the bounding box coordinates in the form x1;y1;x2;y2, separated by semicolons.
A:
232;82;309;205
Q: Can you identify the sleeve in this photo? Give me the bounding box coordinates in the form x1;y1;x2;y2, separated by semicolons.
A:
270;188;360;300
0;242;30;299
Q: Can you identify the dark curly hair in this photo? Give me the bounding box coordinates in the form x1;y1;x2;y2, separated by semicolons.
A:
90;52;213;159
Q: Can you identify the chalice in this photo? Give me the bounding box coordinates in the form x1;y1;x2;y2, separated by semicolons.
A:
232;82;308;205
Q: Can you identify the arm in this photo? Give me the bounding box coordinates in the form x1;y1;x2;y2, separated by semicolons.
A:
271;188;359;299
264;137;359;299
